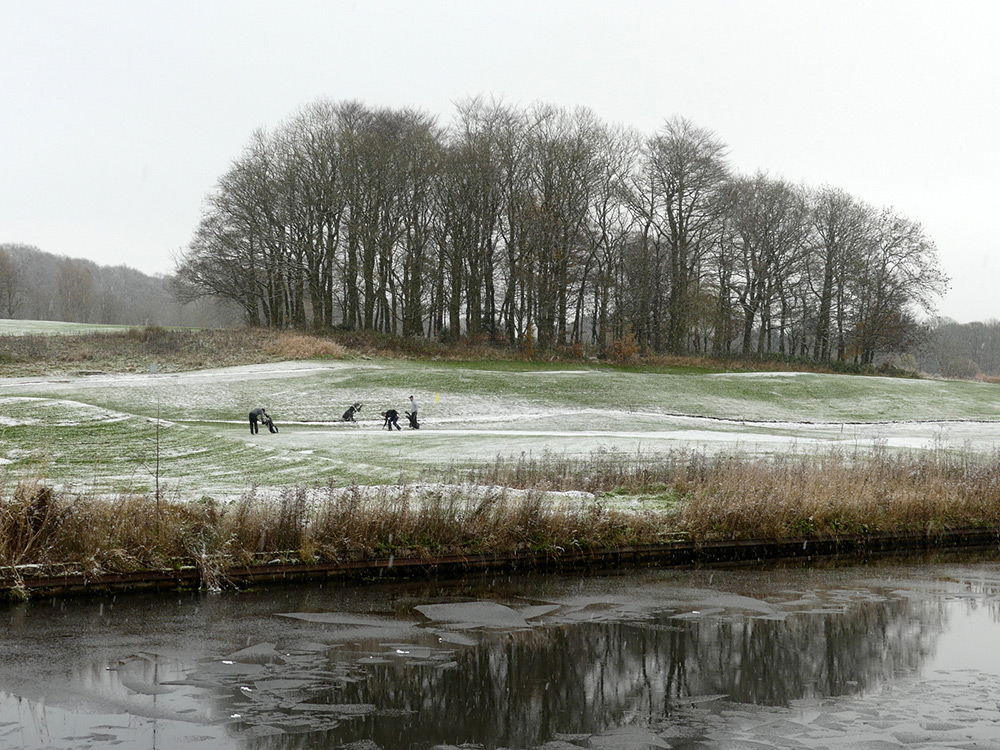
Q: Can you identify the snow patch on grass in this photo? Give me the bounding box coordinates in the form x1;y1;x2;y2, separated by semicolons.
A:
710;371;808;378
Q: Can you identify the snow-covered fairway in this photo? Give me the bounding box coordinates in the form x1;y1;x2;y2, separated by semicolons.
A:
2;360;1000;498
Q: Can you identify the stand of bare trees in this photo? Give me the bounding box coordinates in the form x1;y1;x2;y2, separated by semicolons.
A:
174;98;948;364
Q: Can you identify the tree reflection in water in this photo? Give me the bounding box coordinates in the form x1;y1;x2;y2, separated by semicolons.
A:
233;591;946;749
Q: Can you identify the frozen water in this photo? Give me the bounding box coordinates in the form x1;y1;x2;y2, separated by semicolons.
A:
415;601;529;629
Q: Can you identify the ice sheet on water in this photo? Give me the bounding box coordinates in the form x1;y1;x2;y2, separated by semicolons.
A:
196;661;265;677
540;586;791;625
287;702;375;715
280;641;334;654
119;677;175;695
225;642;282;663
687;592;783;616
277;612;408;627
415;601;529;629
434;631;478;646
542;594;627;608
516;604;561;620
585;725;672;749
253;679;313;692
379;644;439;660
671;607;726;620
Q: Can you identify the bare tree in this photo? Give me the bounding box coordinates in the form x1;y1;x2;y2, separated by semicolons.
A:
58;258;95;322
174;132;279;326
0;248;25;318
848;209;948;363
516;105;606;347
439;97;510;340
171;96;949;363
642;117;729;354
293;101;350;328
581;124;640;349
807;187;870;361
494;106;533;344
720;174;810;355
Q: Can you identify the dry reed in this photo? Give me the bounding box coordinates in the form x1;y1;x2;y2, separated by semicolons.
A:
3;447;1000;584
262;333;347;360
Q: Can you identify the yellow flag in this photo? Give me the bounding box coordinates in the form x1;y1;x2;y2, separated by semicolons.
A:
435;392;439;403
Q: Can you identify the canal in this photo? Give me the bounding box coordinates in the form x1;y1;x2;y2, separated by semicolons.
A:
2;555;1000;749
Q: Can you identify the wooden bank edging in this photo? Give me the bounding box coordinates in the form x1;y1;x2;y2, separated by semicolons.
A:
3;526;999;598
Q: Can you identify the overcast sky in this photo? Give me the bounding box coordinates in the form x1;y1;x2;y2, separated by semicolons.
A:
2;0;997;323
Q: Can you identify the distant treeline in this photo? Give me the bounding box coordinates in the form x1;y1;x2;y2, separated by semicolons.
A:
918;318;1000;378
0;243;238;328
174;98;948;365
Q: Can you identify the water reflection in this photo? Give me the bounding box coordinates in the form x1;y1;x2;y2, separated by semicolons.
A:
262;601;941;749
1;559;999;750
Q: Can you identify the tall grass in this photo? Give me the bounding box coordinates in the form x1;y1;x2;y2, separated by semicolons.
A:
3;447;1000;584
0;481;667;577
262;334;346;360
441;445;1000;539
438;448;715;495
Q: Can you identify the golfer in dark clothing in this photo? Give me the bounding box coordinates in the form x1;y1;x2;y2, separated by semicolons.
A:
249;407;269;434
381;409;401;431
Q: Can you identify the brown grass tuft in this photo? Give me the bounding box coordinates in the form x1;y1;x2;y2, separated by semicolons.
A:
263;333;347;360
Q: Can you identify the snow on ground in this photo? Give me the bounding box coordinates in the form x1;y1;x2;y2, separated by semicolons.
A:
0;319;131;335
2;360;1000;498
710;370;810;377
0;395;131;427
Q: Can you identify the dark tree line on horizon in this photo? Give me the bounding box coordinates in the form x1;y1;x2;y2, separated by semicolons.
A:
0;243;237;328
173;98;948;365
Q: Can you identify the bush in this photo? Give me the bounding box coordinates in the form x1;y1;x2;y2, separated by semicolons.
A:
942;357;981;380
264;333;346;360
608;331;639;364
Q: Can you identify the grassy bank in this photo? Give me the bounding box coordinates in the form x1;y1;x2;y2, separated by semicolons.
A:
0;326;348;375
3;446;999;597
